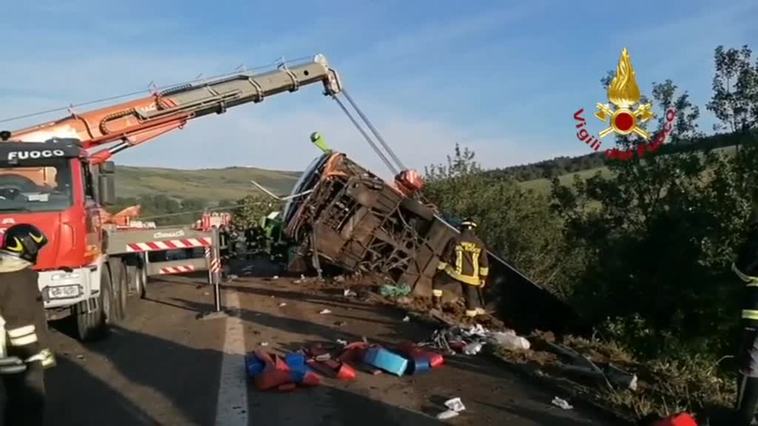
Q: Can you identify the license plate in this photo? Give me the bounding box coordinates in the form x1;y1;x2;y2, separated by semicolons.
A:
48;285;80;299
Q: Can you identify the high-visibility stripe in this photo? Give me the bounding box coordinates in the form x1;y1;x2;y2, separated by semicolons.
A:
7;325;35;338
27;349;56;368
437;262;447;270
734;263;758;285
9;333;37;347
444;266;482;286
479;267;489;276
742;309;758;320
432;290;443;297
0;364;25;374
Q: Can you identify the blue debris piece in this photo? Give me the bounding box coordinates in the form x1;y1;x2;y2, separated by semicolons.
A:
245;353;265;378
285;352;310;383
363;347;408;377
405;356;431;375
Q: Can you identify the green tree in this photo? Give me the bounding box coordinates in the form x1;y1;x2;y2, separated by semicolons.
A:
651;79;703;142
707;45;758;132
232;194;278;229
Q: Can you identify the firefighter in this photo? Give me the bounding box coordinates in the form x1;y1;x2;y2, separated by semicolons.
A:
734;195;758;426
432;218;489;317
0;224;55;426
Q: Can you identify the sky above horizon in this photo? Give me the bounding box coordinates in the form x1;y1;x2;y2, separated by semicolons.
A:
0;0;756;176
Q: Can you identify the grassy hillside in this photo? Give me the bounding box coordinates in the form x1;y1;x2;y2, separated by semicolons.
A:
115;165;300;203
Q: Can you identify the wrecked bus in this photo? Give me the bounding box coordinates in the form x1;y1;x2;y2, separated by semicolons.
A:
282;151;583;333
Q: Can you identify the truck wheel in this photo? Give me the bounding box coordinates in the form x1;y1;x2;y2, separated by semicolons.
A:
138;262;148;299
111;260;128;322
400;197;435;221
75;266;112;341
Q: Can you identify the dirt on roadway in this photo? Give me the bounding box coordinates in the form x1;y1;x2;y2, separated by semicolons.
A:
44;261;619;426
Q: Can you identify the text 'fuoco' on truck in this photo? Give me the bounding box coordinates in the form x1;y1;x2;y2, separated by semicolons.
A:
0;55;342;341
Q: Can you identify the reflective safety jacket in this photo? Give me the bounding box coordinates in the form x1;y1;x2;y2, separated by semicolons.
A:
735;224;758;326
437;229;489;287
0;267;55;374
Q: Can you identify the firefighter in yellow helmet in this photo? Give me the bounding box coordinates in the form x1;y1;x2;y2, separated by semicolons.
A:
432;218;489;317
0;224;55;426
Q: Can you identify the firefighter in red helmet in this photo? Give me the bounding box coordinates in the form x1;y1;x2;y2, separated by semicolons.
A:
0;224;55;426
432;218;489;317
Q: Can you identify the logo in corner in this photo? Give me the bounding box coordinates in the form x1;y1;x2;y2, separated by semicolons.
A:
594;48;654;140
573;48;676;161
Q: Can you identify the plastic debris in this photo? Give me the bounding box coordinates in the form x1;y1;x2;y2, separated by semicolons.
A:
488;331;530;351
319;309;332;315
463;342;484;355
272;275;279;280
343;289;357;297
445;397;466;412
278;302;287;307
551;396;573;410
259;342;269;347
334;275;345;282
402;315;410;322
336;339;348;346
379;283;411;298
363;347;408;376
436;410;459;420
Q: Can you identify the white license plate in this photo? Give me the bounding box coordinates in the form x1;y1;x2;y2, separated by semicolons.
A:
48;285;80;299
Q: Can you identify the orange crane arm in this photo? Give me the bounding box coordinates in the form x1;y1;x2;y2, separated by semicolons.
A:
8;54;342;163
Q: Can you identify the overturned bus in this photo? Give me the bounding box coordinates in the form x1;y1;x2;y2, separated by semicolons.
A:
281;151;583;333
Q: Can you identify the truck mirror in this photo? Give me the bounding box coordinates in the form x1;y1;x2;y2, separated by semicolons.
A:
100;161;116;174
98;175;116;205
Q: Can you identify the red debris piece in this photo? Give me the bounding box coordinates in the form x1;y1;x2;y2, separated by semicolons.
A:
652;413;698;426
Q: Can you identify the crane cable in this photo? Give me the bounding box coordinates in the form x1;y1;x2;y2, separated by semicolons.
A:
331;94;398;175
340;89;407;172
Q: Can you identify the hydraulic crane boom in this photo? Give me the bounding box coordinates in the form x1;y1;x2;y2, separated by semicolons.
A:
5;54;342;163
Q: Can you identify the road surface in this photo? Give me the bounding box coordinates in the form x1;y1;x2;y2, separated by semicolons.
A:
44;262;618;425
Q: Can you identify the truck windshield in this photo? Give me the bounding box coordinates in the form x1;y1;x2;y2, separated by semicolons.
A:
282;154;328;225
0;159;74;213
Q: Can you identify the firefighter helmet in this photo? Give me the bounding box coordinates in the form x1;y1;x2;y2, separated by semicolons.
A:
0;224;48;264
460;218;478;229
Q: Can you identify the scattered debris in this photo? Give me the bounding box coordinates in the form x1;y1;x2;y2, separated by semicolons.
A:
245;351;320;391
293;274;306;284
336;339;348;346
259;342;269;347
319;309;332;315
76;354;85;361
463;341;484;355
544;341;637;390
334;321;347;327
278;302;287;307
402;315;410;322
363;347;408;376
436;410;459;420
379;283;411;299
488;331;530;351
334;275;345;283
343;289;357;297
396;296;412;305
445;397;466;412
272;275;279;280
437;397;466;420
551;396;573;410
228;274;239;280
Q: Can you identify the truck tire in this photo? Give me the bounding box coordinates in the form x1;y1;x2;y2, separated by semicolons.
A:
75;266;113;341
400;197;435;221
138;261;147;299
110;260;128;322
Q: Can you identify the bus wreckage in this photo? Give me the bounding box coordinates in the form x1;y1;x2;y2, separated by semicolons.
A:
277;150;582;334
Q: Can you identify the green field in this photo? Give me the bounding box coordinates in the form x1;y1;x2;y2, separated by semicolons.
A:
518;166;611;192
115;165;300;203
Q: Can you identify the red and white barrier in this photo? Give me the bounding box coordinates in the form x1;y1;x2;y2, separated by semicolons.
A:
126;237;212;253
159;265;196;275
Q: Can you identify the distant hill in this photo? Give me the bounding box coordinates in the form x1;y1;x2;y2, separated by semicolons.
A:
114;165;300;203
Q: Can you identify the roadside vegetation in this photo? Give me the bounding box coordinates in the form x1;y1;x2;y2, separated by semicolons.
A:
424;44;758;418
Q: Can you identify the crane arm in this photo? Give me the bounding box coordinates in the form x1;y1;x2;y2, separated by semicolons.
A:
8;54;342;162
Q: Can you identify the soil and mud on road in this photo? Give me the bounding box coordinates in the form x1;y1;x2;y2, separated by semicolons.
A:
44;259;621;425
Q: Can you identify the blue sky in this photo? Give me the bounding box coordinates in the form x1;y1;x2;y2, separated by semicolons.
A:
0;0;755;175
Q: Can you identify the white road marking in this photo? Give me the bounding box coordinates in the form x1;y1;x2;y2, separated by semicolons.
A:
215;290;249;426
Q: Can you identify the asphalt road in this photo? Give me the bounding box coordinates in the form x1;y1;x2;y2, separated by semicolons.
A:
44;263;618;426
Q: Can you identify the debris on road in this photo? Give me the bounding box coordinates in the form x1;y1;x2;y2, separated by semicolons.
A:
278;302;287;307
259;342;269;347
343;289;357;297
363;346;408;376
402;315;410;322
379;283;411;299
489;330;530;351
336;339;348;346
437;397;466;420
334;320;347;327
551;396;574;410
319;308;332;315
245;351;320;391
